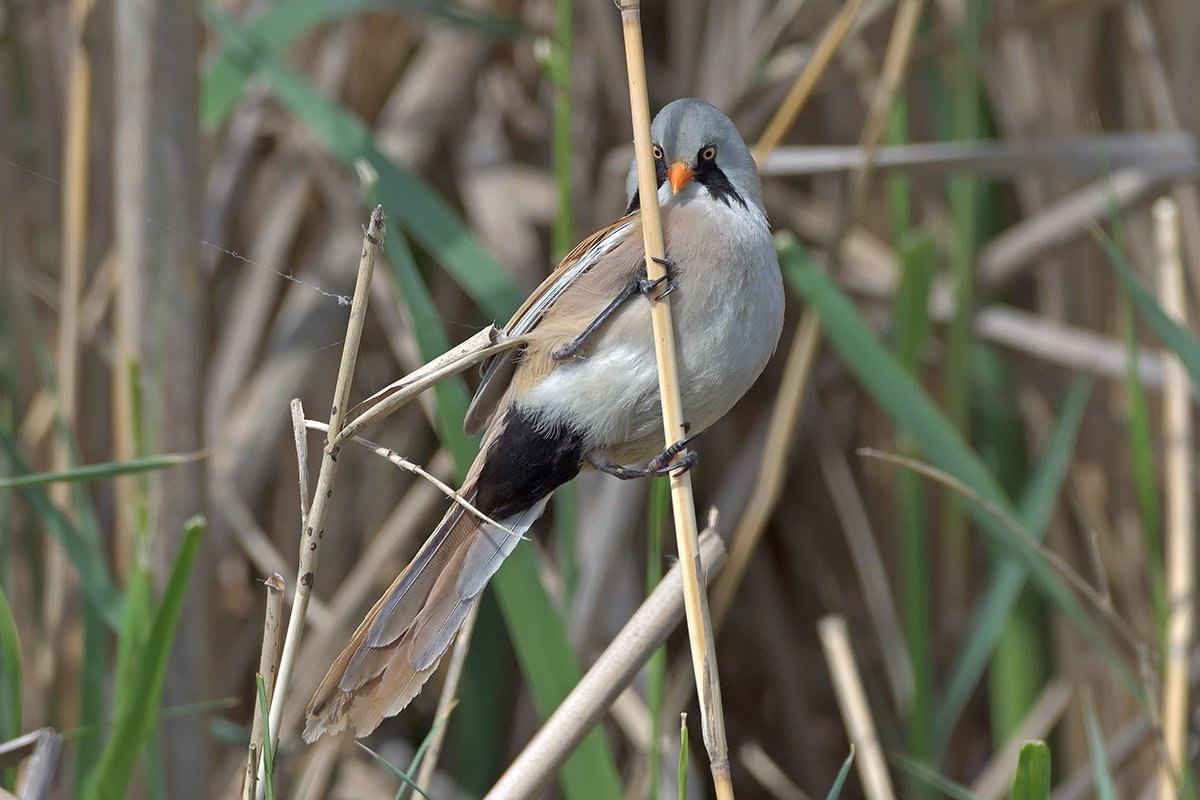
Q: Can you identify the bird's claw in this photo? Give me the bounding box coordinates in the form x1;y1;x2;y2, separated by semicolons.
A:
590;432;702;479
638;273;677;301
645;432;702;475
647;257;678;300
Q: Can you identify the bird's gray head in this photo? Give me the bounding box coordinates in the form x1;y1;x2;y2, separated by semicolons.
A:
625;98;764;216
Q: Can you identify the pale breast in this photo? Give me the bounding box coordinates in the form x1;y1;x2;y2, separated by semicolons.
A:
518;198;783;468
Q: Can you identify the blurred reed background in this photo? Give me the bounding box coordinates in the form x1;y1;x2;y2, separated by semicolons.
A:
1;0;1199;797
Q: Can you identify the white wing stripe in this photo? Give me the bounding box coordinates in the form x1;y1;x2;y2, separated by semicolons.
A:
507;220;634;336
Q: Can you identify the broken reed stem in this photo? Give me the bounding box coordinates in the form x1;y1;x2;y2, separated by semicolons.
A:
291;400;310;523
258;206;384;796
1155;196;1192;800
617;2;732;797
0;728;62;800
818;616;898;800
333;325;519;448
243;574;285;800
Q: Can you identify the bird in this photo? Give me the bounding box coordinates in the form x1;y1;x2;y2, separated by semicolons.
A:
304;98;784;741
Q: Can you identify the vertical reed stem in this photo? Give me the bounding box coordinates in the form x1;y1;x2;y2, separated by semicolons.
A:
257;207;384;796
616;4;733;796
1155;197;1192;799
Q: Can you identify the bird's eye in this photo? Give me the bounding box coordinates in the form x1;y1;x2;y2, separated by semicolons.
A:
652;145;664;161
700;146;717;161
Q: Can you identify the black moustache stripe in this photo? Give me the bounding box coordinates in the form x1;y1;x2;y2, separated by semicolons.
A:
625;156;668;214
695;161;748;210
625;158;747;214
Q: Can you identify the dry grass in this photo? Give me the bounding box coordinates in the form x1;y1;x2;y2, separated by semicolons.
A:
2;0;1199;798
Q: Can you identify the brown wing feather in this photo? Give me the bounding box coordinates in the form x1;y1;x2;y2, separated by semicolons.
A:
504;214;639;328
463;213;640;434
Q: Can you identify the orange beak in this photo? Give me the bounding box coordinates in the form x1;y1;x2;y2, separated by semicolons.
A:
667;162;695;194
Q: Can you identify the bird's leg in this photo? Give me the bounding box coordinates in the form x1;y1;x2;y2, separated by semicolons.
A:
551;266;676;360
587;433;701;479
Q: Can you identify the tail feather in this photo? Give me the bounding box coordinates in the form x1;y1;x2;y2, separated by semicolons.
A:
303;491;547;742
305;404;584;742
409;496;547;671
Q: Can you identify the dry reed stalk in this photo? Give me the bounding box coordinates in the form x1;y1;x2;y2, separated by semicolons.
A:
738;743;811;800
55;0;93;488
332;325;519;447
0;728;61;800
483;531;727;799
753;0;869;162
108;0;205;785
817;615;897;800
967;166;1187;301
811;398;913;714
760;133;1198;178
44;0;96;723
1154;196;1192;800
112;0;150;573
258;206;384;796
838;0;924;240
58;0;91;448
242;574;285;800
970;306;1165;386
308;421;516;537
665;0;870;742
617;2;732;795
1121;0;1200;309
842;252;1172;386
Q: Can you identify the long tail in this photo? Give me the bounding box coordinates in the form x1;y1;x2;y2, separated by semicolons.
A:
303;479;549;741
305;402;584;740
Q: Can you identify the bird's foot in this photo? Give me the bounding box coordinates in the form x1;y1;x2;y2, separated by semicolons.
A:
588;433;701;480
647;257;678;300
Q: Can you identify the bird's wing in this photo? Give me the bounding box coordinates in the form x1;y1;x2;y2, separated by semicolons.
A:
463;212;641;434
